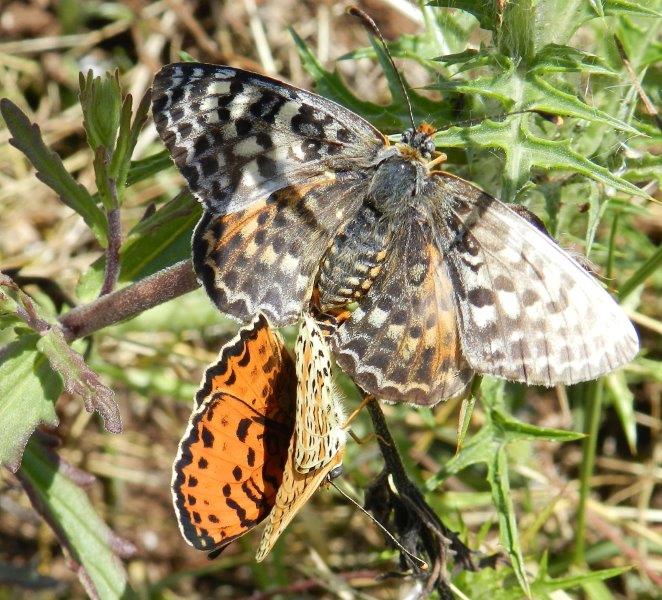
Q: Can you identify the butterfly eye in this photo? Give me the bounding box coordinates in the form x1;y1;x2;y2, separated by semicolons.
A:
401;128;414;144
422;138;436;159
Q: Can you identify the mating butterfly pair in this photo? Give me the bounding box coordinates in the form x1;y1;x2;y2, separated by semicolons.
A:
153;61;639;556
172;313;345;558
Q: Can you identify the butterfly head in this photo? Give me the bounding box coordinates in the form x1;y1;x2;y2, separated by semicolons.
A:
400;123;437;160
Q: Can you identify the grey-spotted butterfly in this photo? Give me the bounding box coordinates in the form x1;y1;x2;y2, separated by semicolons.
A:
151;61;638;406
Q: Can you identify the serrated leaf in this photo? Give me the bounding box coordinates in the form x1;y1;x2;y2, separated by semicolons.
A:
434;118;648;200
17;438;134;598
531;44;616;75
430;69;642;135
0;99;108;246
0;334;61;471
36;328;121;434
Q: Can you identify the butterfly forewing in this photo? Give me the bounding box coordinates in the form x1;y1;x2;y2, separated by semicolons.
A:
333;219;473;405
152;63;386;215
193;174;368;325
172;314;296;552
431;172;639;385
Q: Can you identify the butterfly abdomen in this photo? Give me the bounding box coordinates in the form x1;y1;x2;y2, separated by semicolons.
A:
316;202;391;309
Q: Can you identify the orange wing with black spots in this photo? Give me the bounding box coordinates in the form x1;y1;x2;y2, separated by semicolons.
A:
172;313;296;553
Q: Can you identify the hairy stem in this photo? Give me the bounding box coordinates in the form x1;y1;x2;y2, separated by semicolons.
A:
60;259;199;341
99;207;122;296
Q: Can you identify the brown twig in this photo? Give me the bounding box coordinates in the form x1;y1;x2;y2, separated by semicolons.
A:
59;259;199;341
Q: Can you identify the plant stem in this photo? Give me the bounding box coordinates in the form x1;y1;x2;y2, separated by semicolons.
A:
60;260;199;341
574;378;604;565
99;207;122;296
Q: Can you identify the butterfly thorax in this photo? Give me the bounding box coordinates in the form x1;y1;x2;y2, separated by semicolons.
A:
367;151;429;216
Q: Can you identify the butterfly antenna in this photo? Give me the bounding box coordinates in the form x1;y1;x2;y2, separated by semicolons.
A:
330;480;429;571
347;6;416;130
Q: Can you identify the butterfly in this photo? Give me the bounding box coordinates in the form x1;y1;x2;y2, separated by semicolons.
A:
152;63;639;407
172;313;296;553
172;312;345;557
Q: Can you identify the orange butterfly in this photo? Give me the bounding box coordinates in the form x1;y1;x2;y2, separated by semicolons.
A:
172;313;346;558
172;314;295;553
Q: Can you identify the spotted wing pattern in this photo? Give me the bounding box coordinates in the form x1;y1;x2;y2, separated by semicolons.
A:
294;313;346;473
255;315;345;561
193;174;367;326
430;171;639;386
172;314;296;552
333;219;474;406
151;62;385;215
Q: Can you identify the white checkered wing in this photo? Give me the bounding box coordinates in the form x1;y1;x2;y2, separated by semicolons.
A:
431;172;639;386
152;62;386;214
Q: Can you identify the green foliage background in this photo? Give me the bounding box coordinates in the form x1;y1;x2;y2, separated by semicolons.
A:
0;1;660;598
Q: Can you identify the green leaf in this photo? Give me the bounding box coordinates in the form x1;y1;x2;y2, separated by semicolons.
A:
435;48;513;72
36;328;121;434
125;150;174;186
119;191;201;282
434;118;648;201
428;0;496;31
493;410;585;443
78;70;122;154
17;438;134;598
487;445;531;596
619;242;662;300
0;334;61;471
605;371;637;453
110;90;152;197
530;566;631;594
0;99;108;246
430;69;642;135
426;425;496;488
531;44;616;75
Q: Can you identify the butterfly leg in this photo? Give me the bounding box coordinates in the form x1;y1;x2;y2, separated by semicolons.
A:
342;392;376;429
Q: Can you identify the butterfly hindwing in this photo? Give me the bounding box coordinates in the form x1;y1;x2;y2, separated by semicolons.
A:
255;314;345;561
193;174;368;326
333;219;474;406
294;314;346;473
430;172;639;386
152;62;386;215
172;314;296;552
